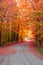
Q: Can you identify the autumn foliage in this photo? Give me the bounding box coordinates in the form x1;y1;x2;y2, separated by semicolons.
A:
0;0;43;46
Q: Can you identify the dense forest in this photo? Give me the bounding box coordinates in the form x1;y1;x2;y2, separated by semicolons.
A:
0;0;43;47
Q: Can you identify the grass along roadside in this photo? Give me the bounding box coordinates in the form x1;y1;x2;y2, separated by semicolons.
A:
36;47;43;55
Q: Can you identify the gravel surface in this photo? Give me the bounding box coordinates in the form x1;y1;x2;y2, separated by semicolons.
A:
0;43;43;65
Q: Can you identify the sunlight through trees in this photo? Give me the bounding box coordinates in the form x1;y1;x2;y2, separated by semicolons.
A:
0;0;43;46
